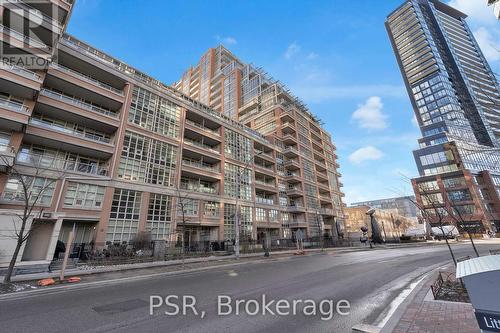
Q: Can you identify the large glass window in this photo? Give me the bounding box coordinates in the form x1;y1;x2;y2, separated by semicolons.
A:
129;86;181;139
224;204;252;240
3;176;56;205
224;129;251;162
224;163;252;200
107;189;142;242
147;193;172;240
64;182;105;208
204;201;220;217
119;131;177;186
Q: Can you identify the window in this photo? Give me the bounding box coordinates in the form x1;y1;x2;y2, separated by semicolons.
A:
442;177;466;189
107;189;142;242
256;208;266;222
447;190;472;202
119;131;177;186
179;199;199;216
224;129;251;162
269;209;278;222
147;194;172;240
129;86;181;139
224;204;252;240
204;201;220;217
64;182;105;208
224;163;251;200
421;193;443;205
3;176;55;205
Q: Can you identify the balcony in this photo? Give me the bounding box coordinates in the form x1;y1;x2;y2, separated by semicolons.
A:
320;208;335;216
254;149;274;162
0;24;52;59
285;171;301;183
256;196;275;205
3;0;63;38
289;220;308;228
37;89;120;130
0;62;44;98
284;159;300;170
283;146;299;158
0;97;30;130
180;183;218;195
254;179;276;191
0;144;15;172
183;137;220;156
184;119;221;138
182;158;220;174
287;204;306;213
286;185;303;197
26;118;114;157
48;63;125;103
16;152;108;176
282;134;297;145
282;121;296;135
254;162;274;174
319;194;332;203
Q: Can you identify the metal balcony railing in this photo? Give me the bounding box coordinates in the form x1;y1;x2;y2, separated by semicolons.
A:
6;0;63;32
180;183;217;194
0;97;29;113
256;197;274;205
182;159;219;173
184;119;220;135
183;137;220;154
29;118;111;144
0;24;51;51
0;61;43;81
51;63;124;95
17;152;108;175
40;89;118;118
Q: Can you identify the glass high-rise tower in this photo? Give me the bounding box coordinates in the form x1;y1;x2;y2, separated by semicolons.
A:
386;0;500;235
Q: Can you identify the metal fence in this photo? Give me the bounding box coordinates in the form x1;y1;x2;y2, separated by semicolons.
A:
51;237;354;268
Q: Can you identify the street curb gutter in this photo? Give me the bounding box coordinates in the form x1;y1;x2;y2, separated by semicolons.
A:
377;264;446;333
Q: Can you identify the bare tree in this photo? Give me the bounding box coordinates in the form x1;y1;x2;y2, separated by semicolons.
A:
407;185;458;266
173;186;193;266
0;153;64;283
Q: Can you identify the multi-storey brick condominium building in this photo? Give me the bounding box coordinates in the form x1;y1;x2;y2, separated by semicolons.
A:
386;0;500;236
0;0;345;268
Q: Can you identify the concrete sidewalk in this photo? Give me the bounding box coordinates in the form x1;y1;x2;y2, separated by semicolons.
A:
389;269;479;333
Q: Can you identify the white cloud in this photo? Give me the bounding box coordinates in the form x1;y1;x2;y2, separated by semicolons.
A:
215;35;237;45
473;27;500;62
352;96;388;130
306;52;318;60
447;0;495;26
348;146;384;164
284;42;301;59
447;1;500;64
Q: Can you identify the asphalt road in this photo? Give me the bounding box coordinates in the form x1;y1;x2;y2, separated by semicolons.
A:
0;242;498;333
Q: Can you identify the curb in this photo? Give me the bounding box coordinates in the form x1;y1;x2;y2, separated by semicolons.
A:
378;263;448;333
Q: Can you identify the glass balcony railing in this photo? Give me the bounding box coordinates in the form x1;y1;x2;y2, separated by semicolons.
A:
0;24;51;51
0;61;43;82
51;63;124;95
17;152;108;175
29;118;112;144
182;158;219;173
40;89;118;118
0;97;29;113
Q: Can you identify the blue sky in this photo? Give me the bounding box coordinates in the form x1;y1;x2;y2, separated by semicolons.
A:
67;0;500;204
